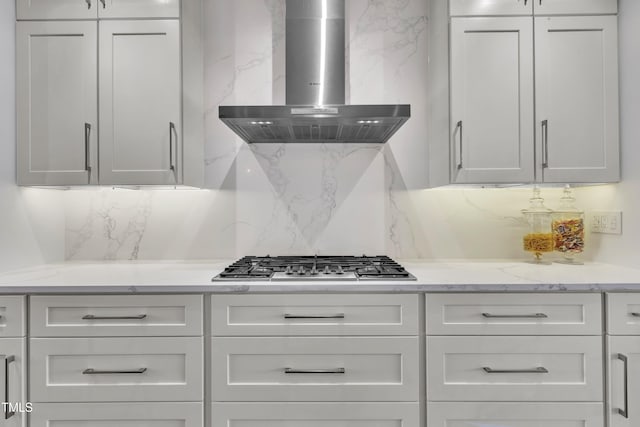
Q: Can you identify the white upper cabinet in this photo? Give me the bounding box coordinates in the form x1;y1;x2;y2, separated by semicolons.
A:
16;0;179;20
16;21;98;186
450;0;617;16
450;17;535;183
535;15;619;183
98;20;181;185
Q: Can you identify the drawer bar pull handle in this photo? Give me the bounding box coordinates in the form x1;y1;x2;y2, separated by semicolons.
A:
284;313;345;319
284;368;346;374
630;312;640;317
482;313;548;319
82;314;147;320
4;355;15;420
618;353;629;418
83;368;147;375
483;366;548;374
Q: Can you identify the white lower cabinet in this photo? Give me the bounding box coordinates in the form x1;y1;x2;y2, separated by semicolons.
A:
212;403;420;427
427;336;603;401
29;402;202;427
608;336;640;426
427;402;604;426
30;337;203;402
0;339;26;427
212;336;419;402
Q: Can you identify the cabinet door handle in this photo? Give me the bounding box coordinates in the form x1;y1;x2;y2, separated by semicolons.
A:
82;314;147;320
284;313;345;319
524;0;527;5
630;312;640;317
483;366;548;374
482;312;548;319
541;119;549;168
618;353;629;418
169;122;178;181
86;0;91;9
455;120;463;170
99;0;105;8
4;355;15;419
83;368;147;375
84;123;92;181
284;368;346;374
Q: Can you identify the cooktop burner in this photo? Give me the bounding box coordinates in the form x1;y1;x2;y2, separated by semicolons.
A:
213;255;416;282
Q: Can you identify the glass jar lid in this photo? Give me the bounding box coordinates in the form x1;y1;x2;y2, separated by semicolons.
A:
554;184;583;214
522;186;552;215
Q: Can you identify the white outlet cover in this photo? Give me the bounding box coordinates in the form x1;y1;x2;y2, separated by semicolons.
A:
591;211;622;235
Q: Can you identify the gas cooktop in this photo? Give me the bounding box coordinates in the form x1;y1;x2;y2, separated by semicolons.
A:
212;255;416;282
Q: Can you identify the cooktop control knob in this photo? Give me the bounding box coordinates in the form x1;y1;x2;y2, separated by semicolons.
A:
298;266;305;275
323;266;331;274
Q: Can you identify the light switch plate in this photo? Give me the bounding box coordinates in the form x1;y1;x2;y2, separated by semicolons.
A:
591;211;622;234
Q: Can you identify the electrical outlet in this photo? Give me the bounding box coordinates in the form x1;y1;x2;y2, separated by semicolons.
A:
591;211;622;234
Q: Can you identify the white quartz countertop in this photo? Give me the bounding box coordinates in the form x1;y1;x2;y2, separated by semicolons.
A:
0;260;639;293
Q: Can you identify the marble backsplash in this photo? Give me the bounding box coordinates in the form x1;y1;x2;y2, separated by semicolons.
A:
60;0;627;264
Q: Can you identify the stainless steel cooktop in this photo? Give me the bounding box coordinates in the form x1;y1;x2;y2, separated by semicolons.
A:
212;255;416;282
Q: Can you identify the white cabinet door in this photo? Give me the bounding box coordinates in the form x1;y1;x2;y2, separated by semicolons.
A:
607;293;640;335
29;402;202;427
535;15;619;183
16;0;97;20
450;17;534;183
535;0;617;15
98;0;180;19
16;21;98;186
428;402;604;427
450;0;533;16
99;20;181;185
608;336;640;427
0;339;26;427
427;336;603;402
212;403;420;427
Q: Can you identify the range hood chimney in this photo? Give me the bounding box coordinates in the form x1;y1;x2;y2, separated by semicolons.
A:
218;0;410;144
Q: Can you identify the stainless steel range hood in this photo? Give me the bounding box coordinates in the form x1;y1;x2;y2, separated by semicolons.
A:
218;0;410;144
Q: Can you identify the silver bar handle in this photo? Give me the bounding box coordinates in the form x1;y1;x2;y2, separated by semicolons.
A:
84;123;92;182
83;368;147;375
483;366;548;374
4;355;15;420
284;313;345;319
482;312;548;319
630;312;640;317
86;0;91;9
82;314;147;320
169;122;177;181
541;119;549;168
455;120;463;170
284;368;346;374
524;0;527;5
99;0;105;8
618;353;629;418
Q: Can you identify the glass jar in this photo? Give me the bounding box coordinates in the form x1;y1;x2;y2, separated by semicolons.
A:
521;187;553;264
552;185;585;264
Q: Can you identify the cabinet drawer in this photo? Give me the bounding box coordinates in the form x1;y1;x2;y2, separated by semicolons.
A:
211;294;418;336
212;337;419;401
426;293;601;335
0;296;25;337
30;402;202;427
450;0;532;16
30;337;203;402
428;402;604;426
607;293;640;335
427;336;602;401
212;403;420;427
30;295;203;337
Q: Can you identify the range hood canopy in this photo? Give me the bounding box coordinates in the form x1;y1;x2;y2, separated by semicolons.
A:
218;0;410;144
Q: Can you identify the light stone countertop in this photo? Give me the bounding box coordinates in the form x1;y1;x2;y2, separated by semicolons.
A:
0;259;639;293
